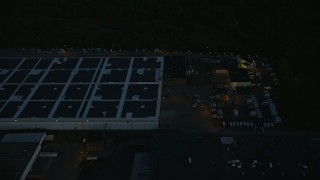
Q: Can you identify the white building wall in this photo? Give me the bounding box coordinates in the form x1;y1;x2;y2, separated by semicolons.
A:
0;121;159;130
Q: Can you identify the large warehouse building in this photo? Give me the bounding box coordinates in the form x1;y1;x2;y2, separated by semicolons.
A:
0;57;164;130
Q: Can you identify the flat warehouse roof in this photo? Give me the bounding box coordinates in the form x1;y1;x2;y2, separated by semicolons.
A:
1;132;46;143
0;143;39;179
0;57;164;122
0;132;45;180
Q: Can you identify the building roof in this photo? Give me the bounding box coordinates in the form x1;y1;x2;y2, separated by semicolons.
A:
1;132;46;143
0;57;164;123
0;143;39;179
0;132;45;180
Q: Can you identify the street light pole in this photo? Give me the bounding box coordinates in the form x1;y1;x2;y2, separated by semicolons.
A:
104;123;108;134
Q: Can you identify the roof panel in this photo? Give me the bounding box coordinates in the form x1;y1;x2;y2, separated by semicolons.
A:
95;84;123;100
0;85;18;100
51;58;79;69
19;101;55;118
25;70;44;83
79;58;102;68
107;58;131;69
7;70;30;83
53;101;82;118
0;56;164;122
31;85;64;100
0;101;23;118
19;58;39;69
87;101;119;118
43;70;72;83
0;58;22;69
64;84;90;100
71;70;96;83
130;69;156;82
126;84;158;100
100;69;128;82
133;57;161;69
121;101;157;118
35;58;53;69
1;132;45;143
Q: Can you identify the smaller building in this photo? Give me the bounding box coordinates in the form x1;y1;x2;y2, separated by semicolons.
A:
131;153;151;180
229;68;251;88
0;132;46;180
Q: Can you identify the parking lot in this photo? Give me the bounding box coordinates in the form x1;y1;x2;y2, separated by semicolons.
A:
160;85;217;132
30;142;84;180
221;135;320;179
162;54;284;132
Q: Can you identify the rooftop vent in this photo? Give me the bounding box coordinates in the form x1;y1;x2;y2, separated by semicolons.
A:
137;68;144;75
132;95;140;100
